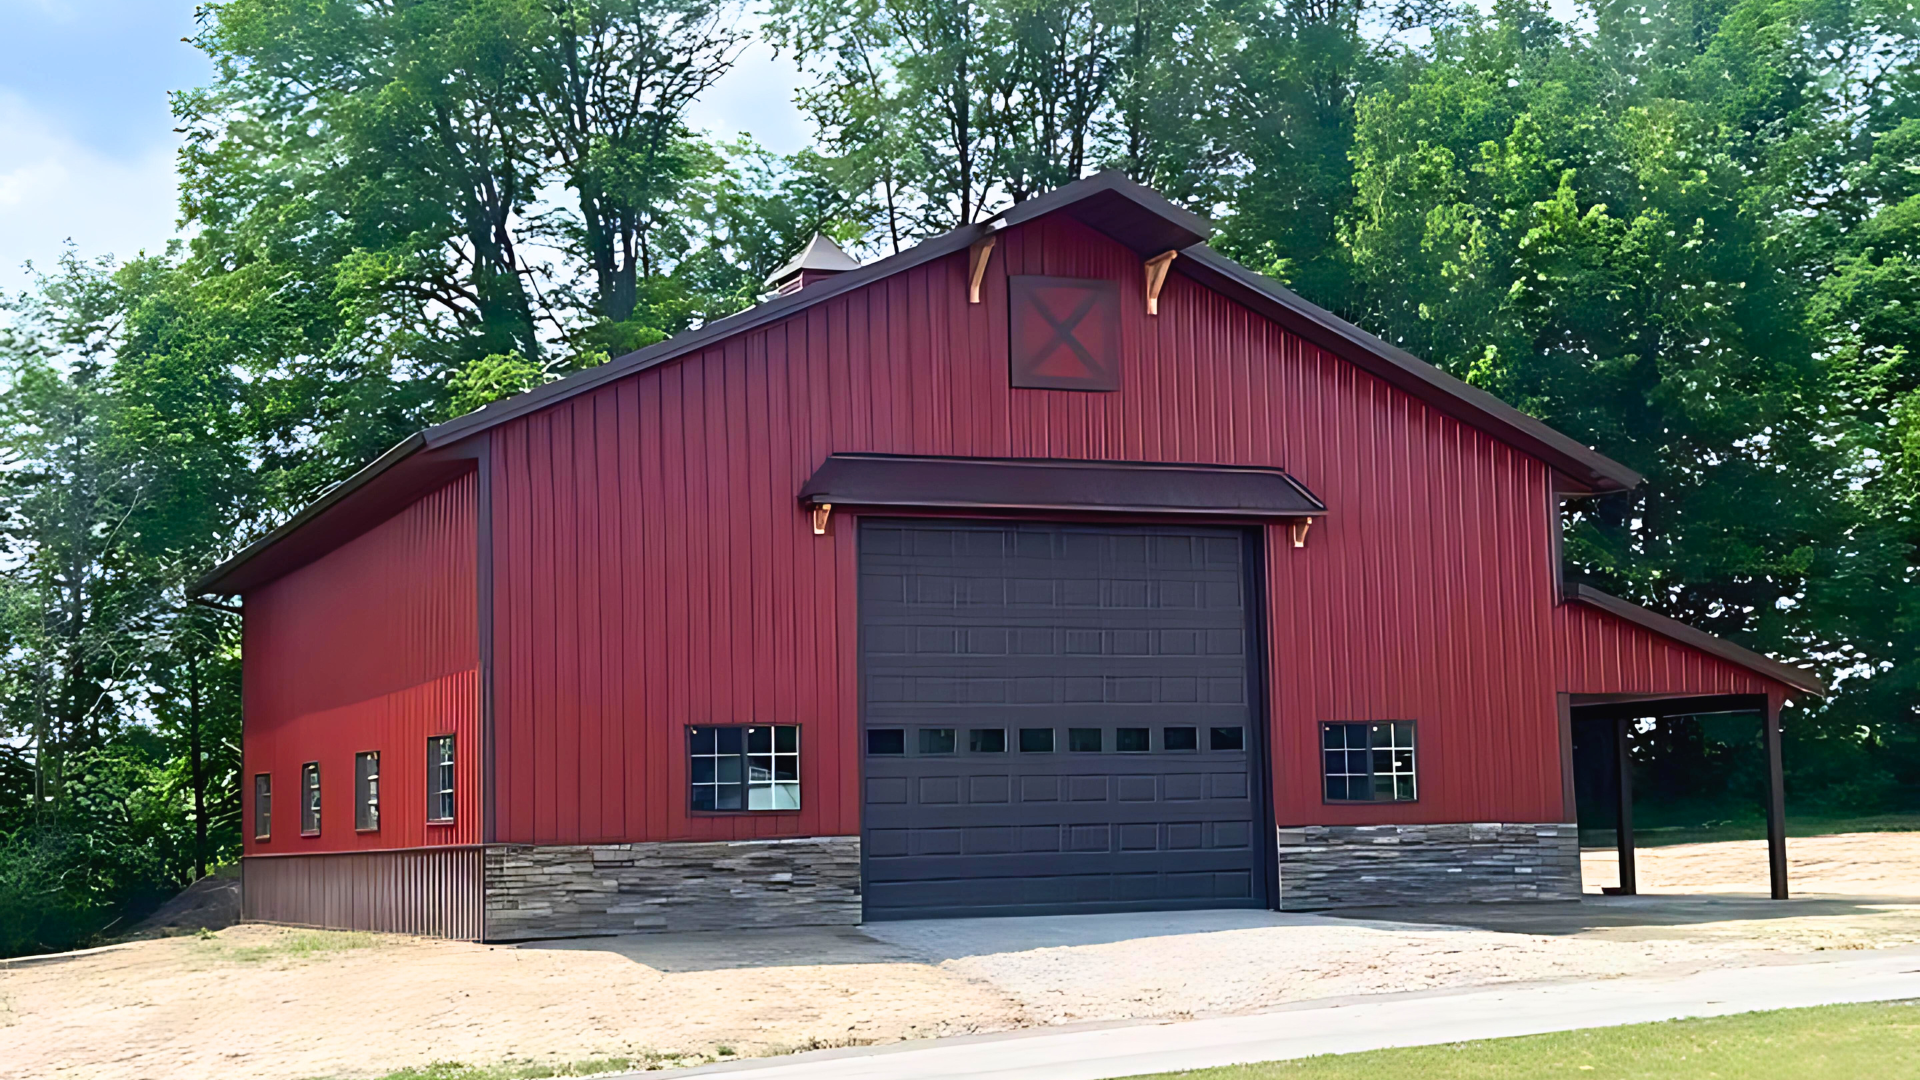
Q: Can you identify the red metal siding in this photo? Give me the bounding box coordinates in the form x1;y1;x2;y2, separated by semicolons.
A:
489;214;1570;842
243;474;481;853
1555;601;1782;699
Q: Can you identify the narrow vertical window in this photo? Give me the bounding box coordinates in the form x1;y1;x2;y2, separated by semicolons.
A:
253;773;272;840
355;752;380;831
427;736;456;822
300;762;321;835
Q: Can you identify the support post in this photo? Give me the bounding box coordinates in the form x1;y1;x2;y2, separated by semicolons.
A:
1613;716;1637;895
1764;698;1789;900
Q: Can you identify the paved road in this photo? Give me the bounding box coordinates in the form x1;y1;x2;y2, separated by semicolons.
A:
650;946;1920;1080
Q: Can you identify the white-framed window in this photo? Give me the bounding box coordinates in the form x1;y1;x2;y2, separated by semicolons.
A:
300;761;321;834
355;751;380;831
688;725;800;811
253;773;272;840
428;735;456;822
1322;721;1418;802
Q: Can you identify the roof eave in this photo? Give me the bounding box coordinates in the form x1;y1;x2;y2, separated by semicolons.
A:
192;431;430;596
1173;247;1643;494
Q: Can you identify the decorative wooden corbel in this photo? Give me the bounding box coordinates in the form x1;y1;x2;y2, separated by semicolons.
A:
811;502;833;536
1144;250;1178;315
969;237;997;304
1290;516;1313;548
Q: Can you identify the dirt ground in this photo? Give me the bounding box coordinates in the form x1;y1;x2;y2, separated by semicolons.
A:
1581;830;1920;896
6;831;1919;1080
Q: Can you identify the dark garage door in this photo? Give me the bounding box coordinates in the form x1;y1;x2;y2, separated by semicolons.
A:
859;519;1267;919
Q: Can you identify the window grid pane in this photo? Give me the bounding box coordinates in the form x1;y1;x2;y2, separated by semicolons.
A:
254;774;271;840
428;736;456;822
692;725;801;812
1321;722;1417;802
747;725;801;810
300;763;320;834
355;751;380;831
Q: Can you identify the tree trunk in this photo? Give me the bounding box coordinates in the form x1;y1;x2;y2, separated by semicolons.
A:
190;651;207;880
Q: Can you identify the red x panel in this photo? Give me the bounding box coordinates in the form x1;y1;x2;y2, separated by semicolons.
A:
1009;275;1121;391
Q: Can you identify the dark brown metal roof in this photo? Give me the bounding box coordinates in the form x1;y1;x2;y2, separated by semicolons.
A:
197;170;1639;594
799;454;1325;519
1563;584;1826;697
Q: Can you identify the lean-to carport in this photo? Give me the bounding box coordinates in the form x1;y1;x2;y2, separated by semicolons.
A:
1555;585;1827;900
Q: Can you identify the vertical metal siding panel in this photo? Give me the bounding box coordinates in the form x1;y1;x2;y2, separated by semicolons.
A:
241;848;483;940
482;213;1623;843
242;474;479;855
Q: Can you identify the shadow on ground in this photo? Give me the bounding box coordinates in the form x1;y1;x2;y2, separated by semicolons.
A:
1326;894;1920;939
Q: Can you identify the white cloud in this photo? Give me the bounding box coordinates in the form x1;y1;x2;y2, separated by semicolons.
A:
0;89;181;293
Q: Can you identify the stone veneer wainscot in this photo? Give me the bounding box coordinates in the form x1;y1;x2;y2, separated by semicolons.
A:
483;836;862;940
1274;823;1582;910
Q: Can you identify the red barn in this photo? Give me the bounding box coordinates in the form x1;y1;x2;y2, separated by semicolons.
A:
196;174;1823;938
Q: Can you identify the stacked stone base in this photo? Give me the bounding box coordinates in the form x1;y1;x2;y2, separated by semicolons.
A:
1275;822;1581;909
483;836;861;940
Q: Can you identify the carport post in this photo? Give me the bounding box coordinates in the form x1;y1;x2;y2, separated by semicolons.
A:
1614;716;1636;896
1764;699;1789;900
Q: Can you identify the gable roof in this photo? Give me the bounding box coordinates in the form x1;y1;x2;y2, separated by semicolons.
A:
195;170;1639;595
1564;584;1827;697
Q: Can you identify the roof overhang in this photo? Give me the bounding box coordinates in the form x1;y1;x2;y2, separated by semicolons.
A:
1564;584;1826;697
193;435;479;596
1174;249;1642;494
799;454;1325;519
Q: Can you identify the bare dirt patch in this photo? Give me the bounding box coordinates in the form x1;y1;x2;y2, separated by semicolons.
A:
7;831;1920;1080
1582;830;1920;897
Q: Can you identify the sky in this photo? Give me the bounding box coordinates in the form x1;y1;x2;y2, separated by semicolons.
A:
0;0;810;294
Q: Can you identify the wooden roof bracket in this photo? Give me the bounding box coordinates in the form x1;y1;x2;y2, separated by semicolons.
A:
811;502;833;536
969;236;997;304
1290;516;1313;548
1144;250;1178;315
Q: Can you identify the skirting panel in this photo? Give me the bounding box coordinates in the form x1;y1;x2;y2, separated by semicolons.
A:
1275;823;1582;909
242;847;486;940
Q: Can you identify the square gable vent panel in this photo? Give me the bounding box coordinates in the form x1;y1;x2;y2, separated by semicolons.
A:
1009;275;1121;391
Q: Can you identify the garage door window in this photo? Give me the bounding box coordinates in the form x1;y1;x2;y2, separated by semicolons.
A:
969;728;1006;753
1322;721;1418;802
1019;728;1055;753
690;725;801;811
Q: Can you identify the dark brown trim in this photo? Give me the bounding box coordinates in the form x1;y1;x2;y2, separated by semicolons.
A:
1566;693;1769;723
1562;585;1826;696
1764;697;1789;900
1612;716;1637;896
475;434;495;846
195;171;1640;596
1556;693;1576;823
800;454;1325;520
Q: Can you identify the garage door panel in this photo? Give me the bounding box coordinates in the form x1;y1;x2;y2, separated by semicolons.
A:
861;520;1266;920
864;847;1265;880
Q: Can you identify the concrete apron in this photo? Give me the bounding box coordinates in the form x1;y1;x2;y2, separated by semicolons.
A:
649;945;1920;1080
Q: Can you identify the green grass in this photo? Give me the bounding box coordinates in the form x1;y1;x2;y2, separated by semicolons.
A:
1122;1000;1920;1080
199;929;382;963
360;1060;637;1080
1581;811;1920;849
